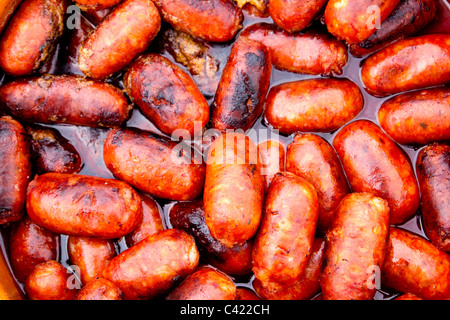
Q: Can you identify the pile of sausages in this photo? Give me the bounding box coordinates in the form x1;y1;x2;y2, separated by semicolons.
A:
0;0;449;301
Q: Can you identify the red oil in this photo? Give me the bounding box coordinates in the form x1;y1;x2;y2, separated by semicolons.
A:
0;0;449;300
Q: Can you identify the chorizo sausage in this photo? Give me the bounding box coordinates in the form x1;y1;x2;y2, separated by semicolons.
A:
26;173;143;239
324;0;401;44
211;37;271;132
240;23;348;75
0;116;31;225
416;143;450;252
123;53;209;137
320;192;390;300
264;78;364;135
257;139;285;191
74;0;122;10
103;127;206;201
333;120;420;225
382;227;450;300
361;34;450;97
252;172;319;291
378;87;450;145
0;75;132;128
78;0;161;79
102;228;199;300
0;0;65;76
166;266;236;300
204;132;264;247
152;0;243;42
286;133;350;233
76;278;123;300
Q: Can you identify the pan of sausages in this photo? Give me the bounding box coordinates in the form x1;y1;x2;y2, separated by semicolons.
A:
0;0;448;301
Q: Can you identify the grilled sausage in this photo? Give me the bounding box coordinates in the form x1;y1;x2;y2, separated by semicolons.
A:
76;278;123;300
211;37;271;132
169;199;253;276
240;23;348;75
382;227;450;300
74;0;122;10
235;287;260;300
9;217;58;283
286;133;350;233
0;0;65;76
361;34;450;97
0;116;31;225
67;236;117;285
204;132;264;248
378;87;450;145
253;237;326;300
416;143;450;252
78;0;161;79
268;0;327;33
123;53;209;137
125;193;164;247
0;75;132;128
324;0;401;44
103;127;206;201
152;0;243;42
166;266;236;300
252;172;319;291
257;139;285;191
348;0;437;56
26;173;143;239
102;228;199;300
264;78;364;135
321;193;390;300
26;124;83;174
25;260;79;300
333;120;420;225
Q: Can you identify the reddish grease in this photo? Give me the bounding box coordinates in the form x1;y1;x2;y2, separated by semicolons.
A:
0;0;448;299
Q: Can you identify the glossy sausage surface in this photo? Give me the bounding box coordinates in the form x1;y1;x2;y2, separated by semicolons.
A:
416;143;450;252
76;278;123;300
0;75;132;128
252;172;318;291
378;87;450;145
333;120;420;225
26;173;143;239
321;193;390;300
0;116;31;225
361;34;450;96
103;127;206;201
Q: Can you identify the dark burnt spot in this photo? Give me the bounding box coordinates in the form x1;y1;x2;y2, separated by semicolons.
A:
420;122;428;129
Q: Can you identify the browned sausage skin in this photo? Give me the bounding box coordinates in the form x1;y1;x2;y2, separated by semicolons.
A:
26;173;143;239
74;0;122;10
240;23;348;75
152;0;243;42
264;78;364;135
324;0;401;44
348;0;438;57
416;143;450;252
382;227;450;299
211;37;272;132
0;116;31;225
253;237;326;300
26;124;83;174
268;0;327;33
321;193;390;300
169;199;253;276
102;228;199;300
204;132;264;248
9;217;58;283
103;127;206;201
123;53;209;137
361;34;450;97
166;266;236;300
286;133;350;234
0;0;65;76
76;278;123;300
333;120;420;225
252;172;319;292
0;75;132;128
78;0;161;79
378;87;450;145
